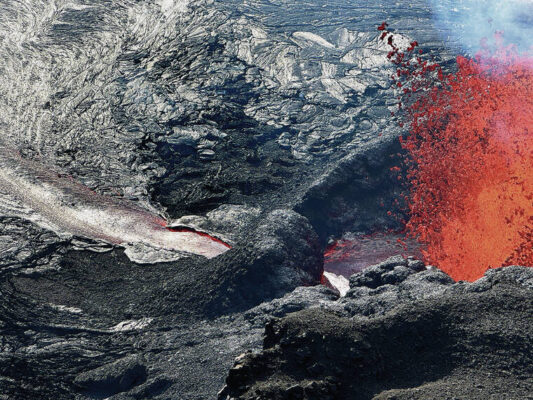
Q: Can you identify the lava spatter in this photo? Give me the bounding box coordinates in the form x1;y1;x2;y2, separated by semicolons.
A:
381;26;533;281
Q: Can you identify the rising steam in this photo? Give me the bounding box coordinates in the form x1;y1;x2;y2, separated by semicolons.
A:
429;0;533;54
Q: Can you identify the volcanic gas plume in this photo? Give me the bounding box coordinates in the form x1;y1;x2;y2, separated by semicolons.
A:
381;25;533;281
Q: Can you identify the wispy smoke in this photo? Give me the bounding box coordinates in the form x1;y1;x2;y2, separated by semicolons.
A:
428;0;533;54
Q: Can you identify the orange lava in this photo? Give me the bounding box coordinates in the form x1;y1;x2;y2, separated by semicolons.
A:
381;29;533;281
166;226;232;248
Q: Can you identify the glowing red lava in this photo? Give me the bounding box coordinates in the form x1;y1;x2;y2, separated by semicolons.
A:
381;27;533;281
166;226;232;249
323;232;421;277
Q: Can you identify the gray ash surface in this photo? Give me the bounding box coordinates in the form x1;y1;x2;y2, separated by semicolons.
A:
0;1;531;399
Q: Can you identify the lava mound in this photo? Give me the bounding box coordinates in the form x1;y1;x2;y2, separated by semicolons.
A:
220;266;533;400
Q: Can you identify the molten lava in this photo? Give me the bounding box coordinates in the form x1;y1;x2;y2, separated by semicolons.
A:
166;226;232;249
381;28;533;281
324;232;421;277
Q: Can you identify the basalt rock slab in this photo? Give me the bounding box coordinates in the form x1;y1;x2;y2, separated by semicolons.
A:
73;355;148;398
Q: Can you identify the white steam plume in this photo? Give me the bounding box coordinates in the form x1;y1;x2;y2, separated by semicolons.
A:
429;0;533;54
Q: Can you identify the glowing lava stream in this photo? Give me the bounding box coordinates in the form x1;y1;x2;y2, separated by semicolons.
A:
0;145;230;263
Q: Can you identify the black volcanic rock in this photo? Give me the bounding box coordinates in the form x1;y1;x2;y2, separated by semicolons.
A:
0;208;323;399
182;208;324;317
294;136;406;241
339;256;455;317
219;266;533;400
74;355;148;398
4;209;322;324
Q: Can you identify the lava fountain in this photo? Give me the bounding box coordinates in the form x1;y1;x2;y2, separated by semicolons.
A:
380;25;533;281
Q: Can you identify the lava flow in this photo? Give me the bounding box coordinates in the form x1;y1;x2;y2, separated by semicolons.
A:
381;26;533;281
0;143;231;263
323;232;421;277
166;226;231;249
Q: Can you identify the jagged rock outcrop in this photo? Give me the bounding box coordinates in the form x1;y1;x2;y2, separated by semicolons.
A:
219;266;533;400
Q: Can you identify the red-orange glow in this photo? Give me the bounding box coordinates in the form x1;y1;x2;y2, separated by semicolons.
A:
380;26;533;281
166;226;232;249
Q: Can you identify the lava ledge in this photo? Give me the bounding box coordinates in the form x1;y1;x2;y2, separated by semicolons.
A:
219;263;533;400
